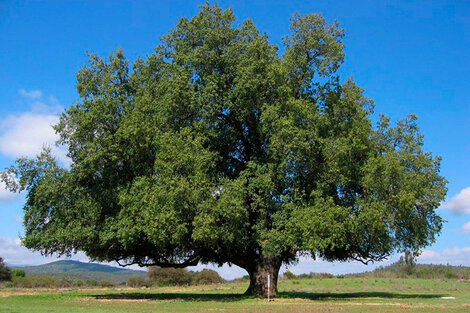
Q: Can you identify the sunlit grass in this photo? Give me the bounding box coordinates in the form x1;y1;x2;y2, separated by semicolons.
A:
1;277;470;313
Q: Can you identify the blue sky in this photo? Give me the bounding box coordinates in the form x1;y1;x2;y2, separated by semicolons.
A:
0;0;469;279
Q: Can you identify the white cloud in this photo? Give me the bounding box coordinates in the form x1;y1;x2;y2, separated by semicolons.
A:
440;187;470;214
0;112;61;158
49;95;59;104
0;235;146;272
419;250;439;260
417;247;470;265
0;236;89;266
0;92;69;165
18;89;42;100
462;221;470;234
0;181;18;201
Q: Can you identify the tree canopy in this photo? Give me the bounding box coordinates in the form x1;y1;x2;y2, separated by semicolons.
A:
0;257;12;281
2;4;446;295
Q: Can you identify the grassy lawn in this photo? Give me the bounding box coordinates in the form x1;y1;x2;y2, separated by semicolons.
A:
1;277;469;312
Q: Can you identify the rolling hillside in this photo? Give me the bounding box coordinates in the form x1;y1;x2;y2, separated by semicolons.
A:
14;260;146;283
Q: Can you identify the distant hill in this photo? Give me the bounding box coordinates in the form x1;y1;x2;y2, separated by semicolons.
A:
14;260;146;283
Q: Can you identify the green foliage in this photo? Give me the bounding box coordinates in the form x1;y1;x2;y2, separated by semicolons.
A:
283;270;335;280
12;268;26;278
127;276;150;287
0;257;12;281
11;276;80;288
400;251;417;275
298;272;335;279
360;262;470;280
7;275;120;288
146;267;223;286
283;270;297;280
1;4;447;293
147;267;193;286
97;280;117;288
191;269;224;285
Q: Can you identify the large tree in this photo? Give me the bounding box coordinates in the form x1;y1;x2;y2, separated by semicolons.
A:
2;5;446;295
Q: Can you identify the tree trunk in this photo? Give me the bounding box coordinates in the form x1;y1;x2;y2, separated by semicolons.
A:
244;255;282;296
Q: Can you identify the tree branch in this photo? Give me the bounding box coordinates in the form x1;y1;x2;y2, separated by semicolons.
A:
116;256;201;268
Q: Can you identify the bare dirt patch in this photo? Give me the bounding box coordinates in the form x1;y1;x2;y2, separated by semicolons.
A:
76;297;152;303
0;291;41;296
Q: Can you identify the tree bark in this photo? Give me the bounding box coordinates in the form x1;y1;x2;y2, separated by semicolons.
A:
244;255;282;296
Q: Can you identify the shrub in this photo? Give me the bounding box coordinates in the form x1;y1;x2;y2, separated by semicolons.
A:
147;267;192;286
6;275;122;288
86;279;98;286
192;269;224;285
297;272;334;279
127;276;150;287
12;269;26;278
0;257;12;281
283;270;297;280
356;261;470;280
445;271;458;279
12;276;59;288
147;267;226;286
97;280;116;288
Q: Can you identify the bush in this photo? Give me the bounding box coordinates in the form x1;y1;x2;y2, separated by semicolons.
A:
147;267;224;286
0;257;12;281
297;272;334;279
192;269;224;285
12;276;60;288
283;270;297;280
127;276;150;287
97;280;116;288
147;267;192;286
8;276;121;288
356;261;470;280
11;276;87;288
445;271;458;279
12;269;26;278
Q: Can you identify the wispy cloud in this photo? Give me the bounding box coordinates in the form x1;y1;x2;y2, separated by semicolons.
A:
462;221;470;234
419;250;439;260
440;187;470;214
0;113;60;157
0;236;89;266
418;247;470;265
0;235;144;271
0;181;18;201
18;89;42;100
0;90;69;165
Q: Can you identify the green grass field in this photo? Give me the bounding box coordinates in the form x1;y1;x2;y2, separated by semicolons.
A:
1;277;470;313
